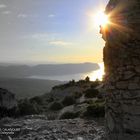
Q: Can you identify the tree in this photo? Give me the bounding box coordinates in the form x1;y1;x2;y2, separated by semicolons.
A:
85;76;90;82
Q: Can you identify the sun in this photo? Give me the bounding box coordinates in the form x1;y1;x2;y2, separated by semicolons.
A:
94;11;109;28
87;62;105;81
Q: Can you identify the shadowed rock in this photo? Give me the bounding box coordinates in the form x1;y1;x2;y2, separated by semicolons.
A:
0;88;17;118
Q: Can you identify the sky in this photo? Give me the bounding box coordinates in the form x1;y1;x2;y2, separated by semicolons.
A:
0;0;109;64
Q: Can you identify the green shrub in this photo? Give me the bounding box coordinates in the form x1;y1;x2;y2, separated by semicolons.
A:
84;99;94;104
95;99;105;103
59;111;79;119
84;88;99;98
49;102;63;111
48;97;54;103
62;96;76;106
97;93;104;99
47;112;58;120
18;99;40;116
0;107;17;118
90;80;100;88
83;102;105;117
85;76;90;82
72;92;82;99
30;96;43;105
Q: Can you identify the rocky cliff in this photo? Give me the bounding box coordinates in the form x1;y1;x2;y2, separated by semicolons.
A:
101;0;140;139
0;88;17;118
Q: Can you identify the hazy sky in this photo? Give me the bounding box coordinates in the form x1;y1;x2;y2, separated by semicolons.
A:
0;0;109;64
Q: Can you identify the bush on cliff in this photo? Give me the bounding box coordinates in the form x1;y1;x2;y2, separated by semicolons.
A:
49;101;63;111
18;99;41;116
59;111;79;119
0;107;17;118
84;88;99;98
83;102;105;118
30;96;43;105
62;96;76;106
72;92;82;99
90;79;100;88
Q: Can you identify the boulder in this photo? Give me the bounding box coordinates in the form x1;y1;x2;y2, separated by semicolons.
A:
0;88;17;109
0;88;17;118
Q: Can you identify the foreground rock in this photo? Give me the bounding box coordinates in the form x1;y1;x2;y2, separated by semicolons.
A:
0;88;17;109
0;88;17;118
0;116;105;140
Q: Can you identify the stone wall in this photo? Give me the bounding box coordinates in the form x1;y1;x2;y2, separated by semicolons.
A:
101;0;140;139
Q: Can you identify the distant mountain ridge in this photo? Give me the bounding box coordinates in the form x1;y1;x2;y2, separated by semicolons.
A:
0;63;99;78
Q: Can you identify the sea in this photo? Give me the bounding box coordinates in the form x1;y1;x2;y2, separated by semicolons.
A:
30;63;104;82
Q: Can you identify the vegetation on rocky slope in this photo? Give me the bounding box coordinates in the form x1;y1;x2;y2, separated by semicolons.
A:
16;78;105;119
0;77;105;120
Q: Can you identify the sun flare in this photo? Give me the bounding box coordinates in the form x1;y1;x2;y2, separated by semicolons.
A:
85;62;105;81
94;11;109;28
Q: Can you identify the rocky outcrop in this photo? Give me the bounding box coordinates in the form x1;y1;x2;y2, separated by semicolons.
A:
0;88;17;109
0;88;17;118
101;0;140;139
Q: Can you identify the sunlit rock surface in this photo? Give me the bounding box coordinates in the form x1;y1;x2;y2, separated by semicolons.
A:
102;0;140;139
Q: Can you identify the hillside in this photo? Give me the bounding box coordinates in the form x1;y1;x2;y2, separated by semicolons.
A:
0;78;64;99
0;79;105;139
15;79;105;120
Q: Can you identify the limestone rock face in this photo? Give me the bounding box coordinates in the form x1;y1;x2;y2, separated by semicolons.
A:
102;0;140;139
0;88;17;109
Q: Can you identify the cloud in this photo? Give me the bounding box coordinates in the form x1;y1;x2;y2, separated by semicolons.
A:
48;14;55;18
24;33;49;40
22;33;72;47
23;32;59;40
18;14;28;18
49;40;72;46
2;11;11;15
17;14;38;19
0;4;7;8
